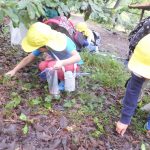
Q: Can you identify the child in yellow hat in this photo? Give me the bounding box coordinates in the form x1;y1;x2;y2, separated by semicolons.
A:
6;22;83;88
76;22;98;53
116;33;150;136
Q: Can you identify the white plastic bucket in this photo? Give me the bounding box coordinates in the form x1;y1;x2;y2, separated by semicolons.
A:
64;71;75;92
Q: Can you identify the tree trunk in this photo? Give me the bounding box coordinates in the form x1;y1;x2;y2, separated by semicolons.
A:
113;0;122;9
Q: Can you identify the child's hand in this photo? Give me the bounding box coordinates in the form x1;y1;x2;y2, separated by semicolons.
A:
116;121;128;136
45;53;53;61
5;70;16;77
53;60;63;70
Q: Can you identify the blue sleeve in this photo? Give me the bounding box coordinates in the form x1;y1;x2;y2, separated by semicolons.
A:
65;36;84;65
32;49;41;57
120;73;145;124
66;37;76;53
83;40;89;47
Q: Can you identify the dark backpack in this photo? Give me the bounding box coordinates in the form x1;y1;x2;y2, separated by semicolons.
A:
128;16;150;60
92;30;101;46
44;16;86;51
73;31;87;51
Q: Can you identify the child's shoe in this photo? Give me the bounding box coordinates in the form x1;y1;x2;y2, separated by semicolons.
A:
144;116;150;131
59;81;65;91
39;70;47;80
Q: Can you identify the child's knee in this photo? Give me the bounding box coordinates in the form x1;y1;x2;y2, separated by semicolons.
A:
64;64;80;72
39;61;48;71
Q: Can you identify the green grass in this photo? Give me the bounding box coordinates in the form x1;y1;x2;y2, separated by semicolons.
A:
132;109;147;134
80;51;129;89
65;52;130;135
131;94;150;134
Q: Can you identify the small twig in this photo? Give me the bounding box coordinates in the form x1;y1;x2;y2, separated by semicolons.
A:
3;119;23;124
53;127;61;136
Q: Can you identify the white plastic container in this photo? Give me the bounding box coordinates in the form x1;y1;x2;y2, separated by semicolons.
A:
64;71;76;92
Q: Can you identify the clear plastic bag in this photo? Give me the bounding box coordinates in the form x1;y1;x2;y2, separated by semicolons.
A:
9;22;27;45
46;69;60;96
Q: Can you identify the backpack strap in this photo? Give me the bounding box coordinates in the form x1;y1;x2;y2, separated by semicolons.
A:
50;50;77;76
49;50;65;73
128;17;150;60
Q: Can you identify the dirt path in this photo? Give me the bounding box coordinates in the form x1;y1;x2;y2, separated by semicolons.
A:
71;14;129;58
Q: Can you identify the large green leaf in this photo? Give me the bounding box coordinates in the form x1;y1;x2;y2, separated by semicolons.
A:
44;0;58;7
18;10;32;28
18;0;28;10
59;2;70;16
27;4;36;20
30;3;41;18
0;9;4;22
4;8;19;25
7;0;17;8
35;2;45;16
22;124;29;134
57;7;64;16
19;113;27;121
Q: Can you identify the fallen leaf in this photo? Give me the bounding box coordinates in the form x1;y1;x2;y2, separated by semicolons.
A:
60;116;68;129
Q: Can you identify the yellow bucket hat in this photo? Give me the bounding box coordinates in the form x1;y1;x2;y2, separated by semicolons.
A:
84;28;92;37
128;34;150;79
22;22;67;52
76;22;88;32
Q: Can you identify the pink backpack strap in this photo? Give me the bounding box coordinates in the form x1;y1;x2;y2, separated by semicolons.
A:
44;19;60;25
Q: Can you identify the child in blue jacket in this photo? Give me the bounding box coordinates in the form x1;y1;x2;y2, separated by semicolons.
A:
116;34;150;136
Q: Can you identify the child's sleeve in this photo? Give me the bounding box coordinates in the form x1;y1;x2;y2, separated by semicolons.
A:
65;37;77;52
32;49;41;57
83;40;89;47
120;73;145;124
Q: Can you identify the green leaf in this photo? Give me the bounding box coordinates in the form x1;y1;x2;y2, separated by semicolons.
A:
5;93;21;110
22;124;28;135
29;97;42;106
18;0;28;10
4;8;19;25
44;95;52;102
7;1;17;8
59;3;70;17
35;2;45;16
44;0;58;7
43;102;51;109
0;9;4;22
80;1;89;11
63;101;73;108
2;75;11;84
63;99;76;108
57;7;64;16
18;10;31;28
30;3;40;18
27;4;36;19
19;113;27;121
22;83;32;91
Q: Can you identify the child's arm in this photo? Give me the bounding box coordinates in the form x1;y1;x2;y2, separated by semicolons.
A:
53;50;81;69
6;53;36;77
116;73;145;136
44;53;54;61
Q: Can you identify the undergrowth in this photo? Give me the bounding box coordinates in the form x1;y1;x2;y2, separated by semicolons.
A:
3;50;148;138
